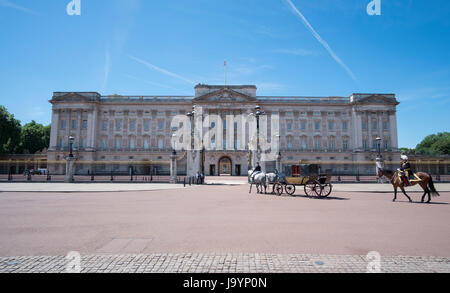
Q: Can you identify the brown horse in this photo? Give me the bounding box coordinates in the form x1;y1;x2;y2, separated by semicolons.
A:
376;169;440;203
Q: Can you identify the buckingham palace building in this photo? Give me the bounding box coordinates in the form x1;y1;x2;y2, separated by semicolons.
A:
47;84;400;176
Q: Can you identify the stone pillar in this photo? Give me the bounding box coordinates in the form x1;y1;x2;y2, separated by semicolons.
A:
49;109;60;151
276;152;282;173
187;150;201;177
65;156;76;183
389;111;398;149
170;151;177;184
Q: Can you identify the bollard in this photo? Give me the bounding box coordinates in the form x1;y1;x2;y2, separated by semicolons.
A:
338;176;341;182
91;174;94;182
47;173;51;181
183;177;186;187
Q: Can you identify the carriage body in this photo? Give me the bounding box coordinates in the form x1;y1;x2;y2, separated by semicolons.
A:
273;164;333;197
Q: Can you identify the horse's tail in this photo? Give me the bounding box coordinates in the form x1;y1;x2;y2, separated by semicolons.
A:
428;176;440;197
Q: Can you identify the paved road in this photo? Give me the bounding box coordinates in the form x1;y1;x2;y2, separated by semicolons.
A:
1;181;449;193
0;184;448;258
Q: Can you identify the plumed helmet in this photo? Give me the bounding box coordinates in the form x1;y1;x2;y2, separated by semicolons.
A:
401;155;408;161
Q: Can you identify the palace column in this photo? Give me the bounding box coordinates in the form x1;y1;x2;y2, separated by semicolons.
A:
49;109;60;151
389;111;399;149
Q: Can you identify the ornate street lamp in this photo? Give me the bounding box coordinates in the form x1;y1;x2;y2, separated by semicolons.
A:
172;133;177;155
68;136;75;158
376;137;382;159
186;106;196;150
249;106;266;168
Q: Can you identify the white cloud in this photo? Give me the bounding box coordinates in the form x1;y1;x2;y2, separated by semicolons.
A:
285;0;357;81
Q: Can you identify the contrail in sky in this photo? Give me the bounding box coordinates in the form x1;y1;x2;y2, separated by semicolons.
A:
285;0;357;81
0;0;38;15
128;55;195;85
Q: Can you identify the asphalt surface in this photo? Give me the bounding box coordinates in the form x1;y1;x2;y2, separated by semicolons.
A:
0;184;448;257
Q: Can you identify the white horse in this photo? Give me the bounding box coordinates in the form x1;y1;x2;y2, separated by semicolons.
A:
248;169;267;194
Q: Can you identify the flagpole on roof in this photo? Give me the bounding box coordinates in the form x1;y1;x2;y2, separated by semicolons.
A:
224;60;227;86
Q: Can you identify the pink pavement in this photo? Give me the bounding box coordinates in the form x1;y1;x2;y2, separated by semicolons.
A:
0;184;448;257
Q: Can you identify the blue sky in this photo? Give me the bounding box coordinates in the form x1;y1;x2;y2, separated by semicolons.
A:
0;0;449;148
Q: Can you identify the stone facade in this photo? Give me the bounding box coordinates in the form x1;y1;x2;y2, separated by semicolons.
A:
47;84;401;176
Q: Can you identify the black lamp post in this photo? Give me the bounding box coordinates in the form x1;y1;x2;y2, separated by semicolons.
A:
249;106;266;168
186;106;196;151
376;137;382;159
68;136;75;158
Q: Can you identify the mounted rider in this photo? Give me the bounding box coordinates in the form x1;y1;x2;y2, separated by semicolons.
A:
250;162;262;180
398;155;421;186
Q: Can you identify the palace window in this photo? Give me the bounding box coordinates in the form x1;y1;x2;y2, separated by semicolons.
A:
287;121;292;131
383;121;388;131
144;120;150;131
158;120;164;131
301;137;307;150
157;138;164;149
82;120;87;130
363;139;369;149
314;137;321;150
301;121;306;131
72;120;77;129
144;139;150;150
130;120;136;131
314;121;320;131
372;121;377;131
102;120;108;131
343;139;349;150
61;120;66;130
116;120;121;131
342;121;348;131
362;121;367;131
329;137;335;150
130;138;135;149
101;139;107;150
328;121;334;131
115;138;121;149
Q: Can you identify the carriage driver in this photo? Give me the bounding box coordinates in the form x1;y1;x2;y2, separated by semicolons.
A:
250;162;262;179
398;155;421;185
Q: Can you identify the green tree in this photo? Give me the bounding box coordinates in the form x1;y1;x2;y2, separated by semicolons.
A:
20;121;50;154
415;132;450;155
0;106;22;154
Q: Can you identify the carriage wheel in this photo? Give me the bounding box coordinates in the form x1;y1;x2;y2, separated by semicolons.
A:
319;184;332;197
285;184;296;196
304;180;321;197
274;183;284;196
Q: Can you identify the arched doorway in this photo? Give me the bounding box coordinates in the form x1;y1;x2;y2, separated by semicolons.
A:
218;157;232;176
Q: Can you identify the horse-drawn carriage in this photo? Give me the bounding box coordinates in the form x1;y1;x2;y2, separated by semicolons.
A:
273;164;333;197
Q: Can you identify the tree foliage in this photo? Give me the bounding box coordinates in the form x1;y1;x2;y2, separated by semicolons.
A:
415;132;450;155
0;106;22;154
20;121;51;154
0;106;50;154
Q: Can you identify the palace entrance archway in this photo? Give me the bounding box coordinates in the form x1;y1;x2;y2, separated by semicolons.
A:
218;157;232;176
